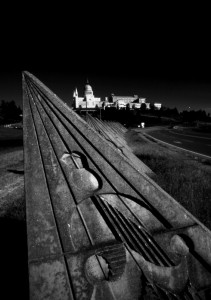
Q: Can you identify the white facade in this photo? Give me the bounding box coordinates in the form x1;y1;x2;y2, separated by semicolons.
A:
154;103;162;110
73;82;103;109
73;83;162;111
108;94;154;110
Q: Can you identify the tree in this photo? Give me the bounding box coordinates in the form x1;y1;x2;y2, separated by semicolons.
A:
140;102;147;112
149;103;155;111
180;109;209;123
0;100;22;124
171;107;179;118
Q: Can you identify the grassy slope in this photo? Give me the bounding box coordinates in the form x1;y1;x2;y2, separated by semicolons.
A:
0;146;28;299
0;127;23;152
0;149;25;218
126;129;211;229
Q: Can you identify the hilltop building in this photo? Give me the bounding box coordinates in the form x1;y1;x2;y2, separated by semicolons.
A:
73;81;104;110
154;103;162;110
72;81;161;111
107;94;151;109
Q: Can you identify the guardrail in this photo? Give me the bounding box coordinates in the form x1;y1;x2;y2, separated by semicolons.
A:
23;71;211;299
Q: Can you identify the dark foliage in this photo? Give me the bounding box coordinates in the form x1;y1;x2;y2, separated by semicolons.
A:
180;109;210;123
78;105;211;127
88;107;181;127
0;100;22;124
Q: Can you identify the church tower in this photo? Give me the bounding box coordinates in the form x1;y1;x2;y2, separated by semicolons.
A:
73;87;78;108
73;87;78;98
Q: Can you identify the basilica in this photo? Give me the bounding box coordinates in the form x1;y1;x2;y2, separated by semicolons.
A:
73;81;161;110
73;81;104;110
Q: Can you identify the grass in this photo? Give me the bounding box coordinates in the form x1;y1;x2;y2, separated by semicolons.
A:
0;127;23;151
0;126;22;137
126;129;211;230
0;145;28;299
0;148;24;212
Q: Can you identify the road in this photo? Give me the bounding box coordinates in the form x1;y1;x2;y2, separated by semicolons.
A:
145;128;211;157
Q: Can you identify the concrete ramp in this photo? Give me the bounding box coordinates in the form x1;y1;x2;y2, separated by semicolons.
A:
85;114;154;176
23;71;211;299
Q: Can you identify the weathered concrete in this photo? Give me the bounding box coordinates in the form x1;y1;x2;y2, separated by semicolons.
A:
85;114;154;176
23;71;211;299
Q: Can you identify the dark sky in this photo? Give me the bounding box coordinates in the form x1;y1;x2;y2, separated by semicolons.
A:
1;4;211;113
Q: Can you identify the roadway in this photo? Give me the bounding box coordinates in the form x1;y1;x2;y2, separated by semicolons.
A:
144;128;211;157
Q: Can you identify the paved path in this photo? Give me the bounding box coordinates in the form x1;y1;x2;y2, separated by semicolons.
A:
145;128;211;158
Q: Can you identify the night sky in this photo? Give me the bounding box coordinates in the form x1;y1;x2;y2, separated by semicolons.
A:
0;4;211;114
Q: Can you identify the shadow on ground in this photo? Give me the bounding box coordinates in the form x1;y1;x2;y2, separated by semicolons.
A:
0;139;23;149
0;217;28;299
7;169;24;175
